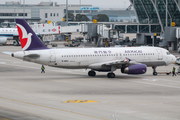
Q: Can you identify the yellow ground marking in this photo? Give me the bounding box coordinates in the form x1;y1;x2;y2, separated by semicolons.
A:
0;97;107;120
0;117;10;120
62;100;99;103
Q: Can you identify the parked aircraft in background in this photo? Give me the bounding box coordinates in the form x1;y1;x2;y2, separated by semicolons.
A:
3;19;176;78
0;27;40;45
0;28;17;44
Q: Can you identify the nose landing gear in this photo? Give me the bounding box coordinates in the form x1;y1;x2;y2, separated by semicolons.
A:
152;66;158;76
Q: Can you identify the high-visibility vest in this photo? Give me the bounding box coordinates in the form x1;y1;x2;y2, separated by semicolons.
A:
173;68;176;72
42;66;45;70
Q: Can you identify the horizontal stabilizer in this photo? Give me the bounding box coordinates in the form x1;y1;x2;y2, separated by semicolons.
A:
2;51;13;55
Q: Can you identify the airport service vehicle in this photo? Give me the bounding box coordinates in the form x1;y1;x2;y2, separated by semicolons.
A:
176;57;180;65
3;19;176;78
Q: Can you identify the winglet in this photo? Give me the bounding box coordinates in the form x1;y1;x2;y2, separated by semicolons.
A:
16;19;49;51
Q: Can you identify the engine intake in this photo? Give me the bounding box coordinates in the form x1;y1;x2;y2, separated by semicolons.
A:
121;64;147;74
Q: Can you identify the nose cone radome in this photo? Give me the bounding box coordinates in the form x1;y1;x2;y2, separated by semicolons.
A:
13;51;24;59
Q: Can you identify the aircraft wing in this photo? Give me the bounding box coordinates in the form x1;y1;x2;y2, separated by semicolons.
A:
89;58;139;69
101;58;138;66
102;59;129;66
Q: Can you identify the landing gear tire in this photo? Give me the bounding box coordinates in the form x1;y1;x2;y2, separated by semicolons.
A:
153;72;158;76
88;71;96;77
107;73;115;78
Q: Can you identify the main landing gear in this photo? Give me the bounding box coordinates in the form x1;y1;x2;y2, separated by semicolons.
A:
88;70;116;78
88;70;96;77
107;72;115;78
152;66;158;76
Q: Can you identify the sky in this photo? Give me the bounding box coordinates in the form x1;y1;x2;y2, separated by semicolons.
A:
0;0;131;9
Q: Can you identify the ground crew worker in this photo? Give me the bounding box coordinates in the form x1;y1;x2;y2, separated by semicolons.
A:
172;67;176;76
41;65;45;73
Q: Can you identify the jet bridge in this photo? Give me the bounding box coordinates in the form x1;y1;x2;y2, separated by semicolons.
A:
30;24;87;35
0;23;88;44
91;24;120;47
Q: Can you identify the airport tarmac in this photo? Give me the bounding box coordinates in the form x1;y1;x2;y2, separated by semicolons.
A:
0;46;180;120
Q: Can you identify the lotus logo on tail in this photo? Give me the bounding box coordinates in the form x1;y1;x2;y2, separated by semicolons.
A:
17;24;32;51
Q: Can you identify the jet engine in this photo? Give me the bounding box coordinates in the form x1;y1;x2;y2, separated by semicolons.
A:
0;37;7;45
121;64;147;74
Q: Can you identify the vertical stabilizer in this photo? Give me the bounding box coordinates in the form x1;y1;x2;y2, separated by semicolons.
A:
16;19;49;51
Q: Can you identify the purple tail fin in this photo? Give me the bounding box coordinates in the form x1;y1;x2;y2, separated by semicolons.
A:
16;19;49;51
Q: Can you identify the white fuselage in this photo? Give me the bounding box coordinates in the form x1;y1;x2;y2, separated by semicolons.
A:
13;46;176;72
0;28;18;39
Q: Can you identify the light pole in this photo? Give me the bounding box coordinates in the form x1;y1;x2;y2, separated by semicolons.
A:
14;7;15;22
124;1;126;9
66;0;68;24
166;0;168;27
23;0;25;19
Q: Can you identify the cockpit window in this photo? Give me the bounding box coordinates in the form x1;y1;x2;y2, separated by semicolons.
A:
166;52;170;55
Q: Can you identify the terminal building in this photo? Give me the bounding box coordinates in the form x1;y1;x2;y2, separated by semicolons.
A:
1;1;180;51
0;1;98;23
128;0;180;50
86;10;137;23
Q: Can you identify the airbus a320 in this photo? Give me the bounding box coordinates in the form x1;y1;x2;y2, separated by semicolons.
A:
3;19;176;78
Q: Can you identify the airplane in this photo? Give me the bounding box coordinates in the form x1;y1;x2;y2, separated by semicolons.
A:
3;19;176;78
0;28;17;44
0;27;40;45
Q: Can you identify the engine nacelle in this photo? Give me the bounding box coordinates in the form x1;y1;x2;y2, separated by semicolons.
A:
0;37;7;44
121;64;147;74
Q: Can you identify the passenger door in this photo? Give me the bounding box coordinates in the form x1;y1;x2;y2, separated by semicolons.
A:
156;49;163;60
